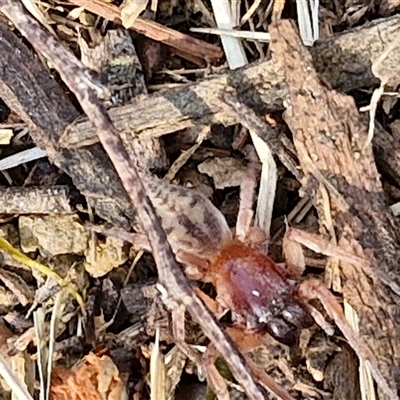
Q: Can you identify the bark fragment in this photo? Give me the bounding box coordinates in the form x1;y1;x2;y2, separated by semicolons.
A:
269;19;400;392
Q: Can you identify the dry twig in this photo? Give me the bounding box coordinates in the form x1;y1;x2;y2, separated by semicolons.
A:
67;0;222;65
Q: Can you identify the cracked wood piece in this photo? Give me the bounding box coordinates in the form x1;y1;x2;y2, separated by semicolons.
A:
78;28;167;227
60;14;400;148
79;28;167;172
269;19;400;393
0;2;266;399
79;28;167;222
79;28;148;105
0;186;72;214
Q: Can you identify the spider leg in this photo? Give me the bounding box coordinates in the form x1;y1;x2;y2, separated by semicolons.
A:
90;225;152;251
226;327;296;400
171;290;236;384
282;229;307;278
193;287;227;318
92;224;212;280
283;226;374;280
176;249;210;280
284;229;396;397
296;278;397;399
285;228;369;271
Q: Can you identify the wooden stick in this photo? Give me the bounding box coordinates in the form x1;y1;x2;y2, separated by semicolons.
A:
67;0;222;65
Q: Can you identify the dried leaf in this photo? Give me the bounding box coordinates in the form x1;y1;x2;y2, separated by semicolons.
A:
19;215;89;257
66;6;84;20
84;236;129;278
0;269;34;306
10;350;35;400
197;157;246;189
51;353;128;400
164;346;187;398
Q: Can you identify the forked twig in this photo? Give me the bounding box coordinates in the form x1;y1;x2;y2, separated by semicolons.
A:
0;1;265;399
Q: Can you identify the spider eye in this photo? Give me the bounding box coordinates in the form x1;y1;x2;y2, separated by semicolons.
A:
282;310;293;321
264;318;299;345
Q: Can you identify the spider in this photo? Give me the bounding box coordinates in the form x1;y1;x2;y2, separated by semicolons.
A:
94;159;395;399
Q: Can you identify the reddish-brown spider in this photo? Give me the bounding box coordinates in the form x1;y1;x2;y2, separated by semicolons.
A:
94;162;395;399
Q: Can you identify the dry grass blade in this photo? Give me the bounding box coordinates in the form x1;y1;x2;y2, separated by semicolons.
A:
0;237;84;310
34;295;71;400
34;309;48;400
210;0;247;68
150;329;166;400
0;2;266;399
295;0;319;45
0;353;34;400
0;148;46;170
241;0;262;24
190;27;271;42
343;302;376;400
250;132;277;239
47;292;68;400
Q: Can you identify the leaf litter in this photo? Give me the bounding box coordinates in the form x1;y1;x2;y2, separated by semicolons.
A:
0;1;399;400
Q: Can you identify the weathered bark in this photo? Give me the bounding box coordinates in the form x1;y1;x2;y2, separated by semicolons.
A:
269;20;400;396
61;15;400;147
